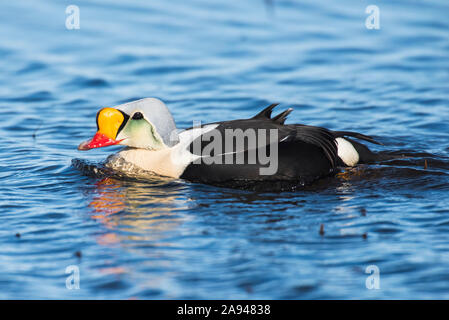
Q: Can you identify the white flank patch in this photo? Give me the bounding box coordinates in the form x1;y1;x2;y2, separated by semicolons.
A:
336;137;359;166
170;124;219;169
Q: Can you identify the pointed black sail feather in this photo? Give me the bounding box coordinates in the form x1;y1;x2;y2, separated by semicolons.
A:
272;108;293;124
252;103;279;119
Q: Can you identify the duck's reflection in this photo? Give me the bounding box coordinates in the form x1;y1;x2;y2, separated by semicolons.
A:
88;177;190;245
90;178;125;219
86;165;366;247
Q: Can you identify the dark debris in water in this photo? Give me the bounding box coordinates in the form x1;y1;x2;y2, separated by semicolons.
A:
319;224;325;236
360;208;367;216
32;120;43;140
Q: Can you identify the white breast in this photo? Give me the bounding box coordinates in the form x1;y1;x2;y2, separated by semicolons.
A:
111;124;219;178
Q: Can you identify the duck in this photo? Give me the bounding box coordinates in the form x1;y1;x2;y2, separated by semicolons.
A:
78;98;384;189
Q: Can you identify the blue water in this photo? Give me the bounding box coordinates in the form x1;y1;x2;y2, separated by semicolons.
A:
1;0;449;299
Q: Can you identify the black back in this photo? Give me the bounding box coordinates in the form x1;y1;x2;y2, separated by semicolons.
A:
180;105;339;188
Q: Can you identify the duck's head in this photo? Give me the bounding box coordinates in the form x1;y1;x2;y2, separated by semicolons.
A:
78;98;179;151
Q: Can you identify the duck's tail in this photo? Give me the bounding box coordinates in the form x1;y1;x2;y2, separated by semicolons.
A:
331;131;395;166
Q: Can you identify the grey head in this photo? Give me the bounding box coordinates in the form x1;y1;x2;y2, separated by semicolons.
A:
116;98;179;149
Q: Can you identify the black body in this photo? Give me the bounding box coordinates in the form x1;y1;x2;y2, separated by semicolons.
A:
180;104;382;189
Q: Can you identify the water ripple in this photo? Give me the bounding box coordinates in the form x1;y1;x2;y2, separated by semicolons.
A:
1;0;448;299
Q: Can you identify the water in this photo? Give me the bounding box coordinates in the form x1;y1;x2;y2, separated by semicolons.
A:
1;0;448;299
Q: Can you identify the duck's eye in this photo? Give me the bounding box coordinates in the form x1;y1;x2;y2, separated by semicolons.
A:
132;112;144;120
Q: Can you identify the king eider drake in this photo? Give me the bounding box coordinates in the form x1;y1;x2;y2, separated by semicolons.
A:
78;98;384;189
